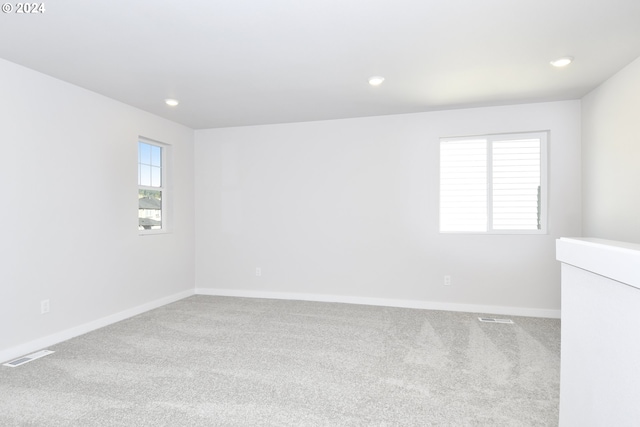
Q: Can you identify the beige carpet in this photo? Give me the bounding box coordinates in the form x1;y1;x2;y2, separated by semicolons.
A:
0;295;560;426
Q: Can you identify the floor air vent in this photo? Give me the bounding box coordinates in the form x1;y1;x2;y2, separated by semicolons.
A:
478;317;514;324
3;350;55;368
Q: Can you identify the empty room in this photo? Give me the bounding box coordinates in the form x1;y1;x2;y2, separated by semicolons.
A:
1;0;639;425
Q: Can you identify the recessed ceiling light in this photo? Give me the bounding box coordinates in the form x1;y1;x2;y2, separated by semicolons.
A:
368;76;385;86
165;98;179;106
550;56;574;68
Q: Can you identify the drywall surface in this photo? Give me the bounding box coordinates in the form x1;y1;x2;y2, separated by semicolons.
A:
557;238;640;426
195;101;581;313
582;55;640;243
0;58;195;356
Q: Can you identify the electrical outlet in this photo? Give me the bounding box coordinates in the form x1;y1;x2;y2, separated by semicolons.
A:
444;275;451;286
40;299;50;314
256;267;261;277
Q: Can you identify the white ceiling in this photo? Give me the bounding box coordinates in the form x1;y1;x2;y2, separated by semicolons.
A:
1;0;639;129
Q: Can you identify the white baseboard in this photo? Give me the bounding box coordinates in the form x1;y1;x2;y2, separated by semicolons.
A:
196;288;561;319
1;287;560;364
0;289;195;364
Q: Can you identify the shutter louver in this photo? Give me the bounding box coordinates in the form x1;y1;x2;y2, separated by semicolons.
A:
492;139;541;230
440;139;487;232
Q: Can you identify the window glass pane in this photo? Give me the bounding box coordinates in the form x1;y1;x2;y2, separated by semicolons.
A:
151;145;162;167
139;142;151;165
151;166;161;187
138;189;162;230
492;139;541;230
440;139;487;232
140;164;151;186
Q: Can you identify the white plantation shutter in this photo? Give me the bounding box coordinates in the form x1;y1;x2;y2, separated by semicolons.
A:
440;139;487;232
440;132;547;233
492;139;541;230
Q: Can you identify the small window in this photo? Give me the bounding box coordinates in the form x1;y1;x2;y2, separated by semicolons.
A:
138;140;165;232
440;131;547;234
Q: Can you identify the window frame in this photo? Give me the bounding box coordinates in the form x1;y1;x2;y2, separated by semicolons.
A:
439;131;548;235
138;138;169;235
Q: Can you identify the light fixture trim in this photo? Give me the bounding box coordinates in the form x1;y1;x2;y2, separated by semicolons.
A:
165;98;179;107
368;76;385;86
550;56;574;68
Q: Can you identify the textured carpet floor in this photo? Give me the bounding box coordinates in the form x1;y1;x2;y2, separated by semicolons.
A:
0;296;560;426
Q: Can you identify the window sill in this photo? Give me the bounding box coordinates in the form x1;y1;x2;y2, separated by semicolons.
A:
139;229;170;236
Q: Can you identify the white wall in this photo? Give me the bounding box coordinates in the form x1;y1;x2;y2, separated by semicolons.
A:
195;101;581;315
582;56;640;243
0;59;195;359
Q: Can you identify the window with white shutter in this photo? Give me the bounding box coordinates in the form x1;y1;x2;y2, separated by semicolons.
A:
439;132;547;234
